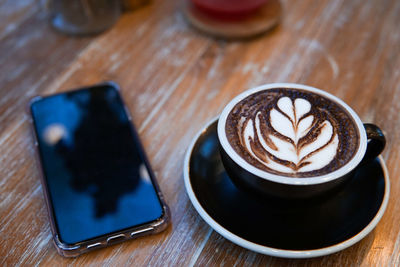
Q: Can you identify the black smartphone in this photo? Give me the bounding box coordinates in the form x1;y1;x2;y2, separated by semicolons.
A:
29;82;169;257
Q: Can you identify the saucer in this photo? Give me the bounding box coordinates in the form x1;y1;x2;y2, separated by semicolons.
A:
183;118;390;258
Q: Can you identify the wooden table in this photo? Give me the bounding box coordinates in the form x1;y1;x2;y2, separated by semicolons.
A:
1;0;400;265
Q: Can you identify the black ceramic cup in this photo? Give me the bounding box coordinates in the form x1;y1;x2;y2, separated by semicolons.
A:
217;83;386;199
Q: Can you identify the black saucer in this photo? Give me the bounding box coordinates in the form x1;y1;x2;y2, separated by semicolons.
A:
184;118;389;258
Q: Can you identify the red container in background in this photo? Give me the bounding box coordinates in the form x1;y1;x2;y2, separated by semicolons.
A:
191;0;268;20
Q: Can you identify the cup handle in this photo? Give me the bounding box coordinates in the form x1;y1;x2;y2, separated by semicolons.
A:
361;123;386;165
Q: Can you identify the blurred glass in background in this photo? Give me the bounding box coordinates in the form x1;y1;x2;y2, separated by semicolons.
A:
44;0;121;35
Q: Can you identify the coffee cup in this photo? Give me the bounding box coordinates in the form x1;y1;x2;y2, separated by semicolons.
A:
217;83;386;199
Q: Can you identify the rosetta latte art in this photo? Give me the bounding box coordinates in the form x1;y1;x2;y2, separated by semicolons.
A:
241;97;339;174
226;88;359;177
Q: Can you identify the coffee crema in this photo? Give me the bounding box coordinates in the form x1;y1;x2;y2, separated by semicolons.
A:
225;88;360;177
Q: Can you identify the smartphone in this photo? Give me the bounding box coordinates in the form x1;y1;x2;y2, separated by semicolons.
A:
29;82;169;257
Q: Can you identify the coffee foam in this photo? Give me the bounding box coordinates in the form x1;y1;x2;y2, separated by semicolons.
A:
225;89;359;177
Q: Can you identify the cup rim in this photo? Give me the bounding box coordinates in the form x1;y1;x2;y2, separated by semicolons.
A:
217;83;367;186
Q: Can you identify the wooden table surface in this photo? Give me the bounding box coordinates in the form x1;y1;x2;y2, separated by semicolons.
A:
1;0;400;266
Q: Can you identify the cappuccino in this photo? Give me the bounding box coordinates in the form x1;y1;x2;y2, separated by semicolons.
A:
225;88;359;177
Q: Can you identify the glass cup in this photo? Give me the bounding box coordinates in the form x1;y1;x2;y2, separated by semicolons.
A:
47;0;121;35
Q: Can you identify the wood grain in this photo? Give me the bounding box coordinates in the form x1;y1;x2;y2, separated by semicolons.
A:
1;0;400;265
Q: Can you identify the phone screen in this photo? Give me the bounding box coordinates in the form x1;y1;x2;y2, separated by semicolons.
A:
30;84;164;245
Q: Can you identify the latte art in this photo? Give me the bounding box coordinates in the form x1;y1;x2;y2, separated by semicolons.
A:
243;97;338;173
225;89;359;177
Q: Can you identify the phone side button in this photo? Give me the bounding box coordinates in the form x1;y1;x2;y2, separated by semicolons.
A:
87;242;102;249
124;106;132;121
107;234;126;244
131;227;153;237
